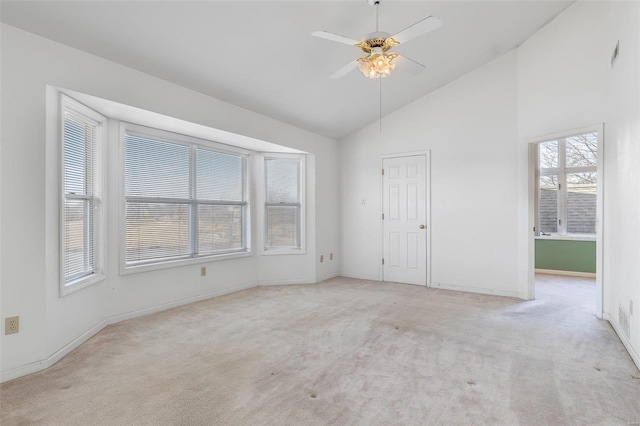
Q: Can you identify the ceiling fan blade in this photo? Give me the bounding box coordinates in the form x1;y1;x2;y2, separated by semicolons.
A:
312;31;360;46
390;16;443;45
330;60;359;79
394;54;426;75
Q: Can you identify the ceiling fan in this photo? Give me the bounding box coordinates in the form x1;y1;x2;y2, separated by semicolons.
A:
312;0;443;79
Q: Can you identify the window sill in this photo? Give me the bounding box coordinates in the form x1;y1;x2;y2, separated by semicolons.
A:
120;251;253;276
61;273;106;297
535;235;596;242
261;248;307;256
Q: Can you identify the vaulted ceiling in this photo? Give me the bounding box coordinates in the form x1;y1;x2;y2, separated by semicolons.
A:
1;1;574;139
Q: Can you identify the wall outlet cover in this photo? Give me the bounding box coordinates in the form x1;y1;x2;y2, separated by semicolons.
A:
5;316;19;335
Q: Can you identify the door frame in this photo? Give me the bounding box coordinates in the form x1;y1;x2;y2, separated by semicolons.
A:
380;150;432;287
526;124;604;318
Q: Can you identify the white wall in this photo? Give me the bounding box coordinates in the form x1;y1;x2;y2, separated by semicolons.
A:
340;0;639;368
1;24;340;381
518;1;640;367
340;51;522;297
3;0;638;382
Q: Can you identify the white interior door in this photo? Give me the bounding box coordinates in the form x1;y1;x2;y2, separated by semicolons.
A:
382;155;427;286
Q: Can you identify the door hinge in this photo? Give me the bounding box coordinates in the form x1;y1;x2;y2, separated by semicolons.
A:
558;219;562;225
533;226;536;233
381;213;384;220
382;169;384;176
382;258;385;265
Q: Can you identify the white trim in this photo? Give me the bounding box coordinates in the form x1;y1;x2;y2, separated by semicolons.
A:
527;124;604;317
535;269;596;278
424;151;432;288
260;249;306;256
0;280;258;384
526;143;537;300
380;149;432;159
606;312;640;371
524;124;605;145
62;273;107;295
595;124;604;319
118;122;252;274
535;235;596;242
379;151;431;287
59;94;107;297
340;271;381;281
258;278;315;286
120;251;254;276
108;281;257;324
261;153;307;255
432;281;524;299
0;319;109;384
316;272;340;283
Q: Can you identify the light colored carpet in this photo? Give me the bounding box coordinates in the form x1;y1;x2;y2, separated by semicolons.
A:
1;275;639;425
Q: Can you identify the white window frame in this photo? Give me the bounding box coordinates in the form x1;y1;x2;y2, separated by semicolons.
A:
60;95;107;296
535;128;600;240
262;153;306;255
119;123;252;275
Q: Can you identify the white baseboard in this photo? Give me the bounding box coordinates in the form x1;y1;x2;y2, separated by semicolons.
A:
109;281;257;324
340;274;525;299
316;272;340;283
431;281;523;299
0;318;110;383
0;281;258;384
1;359;49;384
606;312;640;371
258;278;315;286
340;271;381;281
535;268;596;278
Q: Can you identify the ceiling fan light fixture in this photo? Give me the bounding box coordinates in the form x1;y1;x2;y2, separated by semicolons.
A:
358;50;397;79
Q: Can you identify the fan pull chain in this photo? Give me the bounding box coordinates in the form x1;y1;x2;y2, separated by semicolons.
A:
379;76;383;132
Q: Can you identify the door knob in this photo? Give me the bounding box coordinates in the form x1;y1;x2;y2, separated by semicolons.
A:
419;224;425;229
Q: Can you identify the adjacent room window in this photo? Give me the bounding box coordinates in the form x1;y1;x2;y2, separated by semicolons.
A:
61;96;106;294
264;155;305;252
537;132;598;236
123;124;248;269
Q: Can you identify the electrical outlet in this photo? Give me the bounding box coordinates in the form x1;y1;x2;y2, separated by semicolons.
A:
200;266;207;277
5;316;19;335
320;255;324;263
330;253;333;261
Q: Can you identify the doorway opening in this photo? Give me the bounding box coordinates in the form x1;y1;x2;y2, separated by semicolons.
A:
381;152;431;286
529;125;603;317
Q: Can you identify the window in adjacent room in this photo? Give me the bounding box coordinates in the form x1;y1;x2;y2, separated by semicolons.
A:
122;124;249;270
537;131;598;237
264;155;305;252
61;95;106;295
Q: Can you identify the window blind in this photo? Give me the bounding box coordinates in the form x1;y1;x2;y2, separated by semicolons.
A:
124;129;247;266
265;158;301;249
196;148;245;255
125;135;190;199
63;109;102;283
